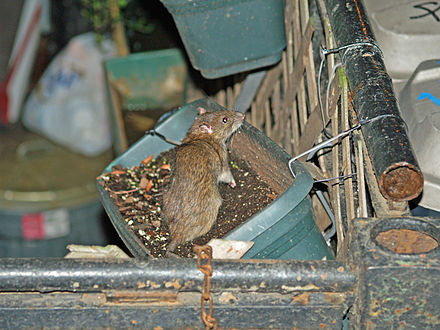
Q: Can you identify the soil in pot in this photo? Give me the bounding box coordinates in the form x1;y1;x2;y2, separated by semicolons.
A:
97;148;278;258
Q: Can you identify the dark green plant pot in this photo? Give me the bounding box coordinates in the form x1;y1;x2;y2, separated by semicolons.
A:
160;0;286;78
97;98;334;260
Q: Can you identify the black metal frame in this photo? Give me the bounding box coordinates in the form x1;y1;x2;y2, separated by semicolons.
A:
0;258;355;328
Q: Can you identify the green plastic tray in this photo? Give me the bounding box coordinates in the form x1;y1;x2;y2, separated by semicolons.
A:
103;48;188;154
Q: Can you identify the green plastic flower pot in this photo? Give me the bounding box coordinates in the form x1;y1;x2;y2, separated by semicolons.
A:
97;98;334;260
160;0;286;78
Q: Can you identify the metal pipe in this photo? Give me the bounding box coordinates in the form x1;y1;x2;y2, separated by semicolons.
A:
0;258;356;293
323;0;423;202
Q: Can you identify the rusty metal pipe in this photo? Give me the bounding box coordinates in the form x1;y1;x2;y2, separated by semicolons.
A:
0;258;356;293
324;0;424;201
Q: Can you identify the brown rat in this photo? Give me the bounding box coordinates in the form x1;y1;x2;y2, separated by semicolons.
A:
163;106;245;252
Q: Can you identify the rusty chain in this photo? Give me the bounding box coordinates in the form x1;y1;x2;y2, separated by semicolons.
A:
194;245;218;330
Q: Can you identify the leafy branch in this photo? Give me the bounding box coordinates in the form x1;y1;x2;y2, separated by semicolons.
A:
80;0;154;45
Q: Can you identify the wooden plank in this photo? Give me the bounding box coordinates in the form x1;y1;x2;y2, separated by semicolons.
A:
284;0;296;28
272;80;282;145
290;98;300;153
233;75;243;104
330;103;343;256
286;115;293;155
215;88;226;108
281;21;314;118
341;74;355;222
312;192;333;232
250;102;259;129
301;0;319;116
354;131;368;218
347;102;368;218
278;20;314;151
109;79;128;154
227;84;234;108
293;1;307;133
281;11;313;152
292;0;301;63
265;99;271;137
280;52;290;150
254;62;283;117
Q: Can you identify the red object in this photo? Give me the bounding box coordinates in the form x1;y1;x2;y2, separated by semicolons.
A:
0;4;42;124
21;213;45;240
0;82;8;124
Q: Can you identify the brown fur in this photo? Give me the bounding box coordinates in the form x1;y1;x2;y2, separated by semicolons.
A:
163;107;245;251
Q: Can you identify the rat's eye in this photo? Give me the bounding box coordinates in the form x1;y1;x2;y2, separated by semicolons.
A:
222;117;228;123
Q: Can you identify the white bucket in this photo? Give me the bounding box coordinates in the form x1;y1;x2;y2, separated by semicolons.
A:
399;60;440;211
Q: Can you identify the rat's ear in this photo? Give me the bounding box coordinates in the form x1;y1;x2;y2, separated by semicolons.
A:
199;124;213;134
197;107;207;115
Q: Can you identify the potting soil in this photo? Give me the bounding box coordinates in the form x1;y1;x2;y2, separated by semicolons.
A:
97;149;278;258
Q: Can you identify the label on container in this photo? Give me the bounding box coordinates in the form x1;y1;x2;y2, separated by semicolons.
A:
21;209;70;240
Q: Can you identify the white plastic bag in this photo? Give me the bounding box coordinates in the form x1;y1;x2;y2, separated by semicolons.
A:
22;32;116;156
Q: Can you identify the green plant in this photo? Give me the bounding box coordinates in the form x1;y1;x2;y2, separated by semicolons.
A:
80;0;154;44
